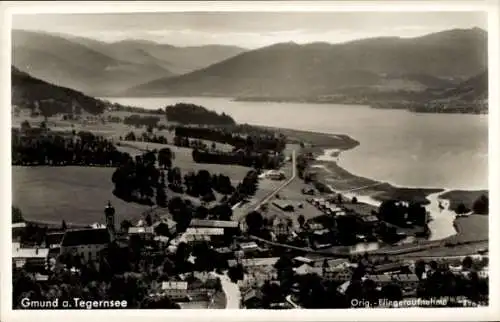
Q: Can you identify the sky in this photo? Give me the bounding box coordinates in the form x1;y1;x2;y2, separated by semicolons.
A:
12;12;487;48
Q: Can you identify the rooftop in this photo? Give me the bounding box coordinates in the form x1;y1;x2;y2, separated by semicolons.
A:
189;219;239;228
185;227;224;236
392;274;419;282
185;235;211;242
239;242;259;250
359;215;379;223
12;222;27;229
128;227;155;234
162;281;188;290
228;257;280;268
61;228;111;247
343;203;378;217
13;247;50;259
367;274;393;283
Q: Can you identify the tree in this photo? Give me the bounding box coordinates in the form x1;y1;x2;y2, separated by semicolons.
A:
415;260;426;280
120;220;133;232
381;283;403;301
194;206;209;219
352;196;358;204
472;195;488;214
61;220;67;230
245;211;264;235
462;256;473;270
456;203;469;214
154;222;172;237
156;185;167;208
12;206;24;223
20;120;31;131
298;214;305;228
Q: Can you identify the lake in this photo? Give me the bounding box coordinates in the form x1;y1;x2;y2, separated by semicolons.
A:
104;97;488;191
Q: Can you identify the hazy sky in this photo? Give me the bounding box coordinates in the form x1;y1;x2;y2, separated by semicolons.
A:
12;12;487;48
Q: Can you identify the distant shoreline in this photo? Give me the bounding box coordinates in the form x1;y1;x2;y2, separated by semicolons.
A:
234;97;487;115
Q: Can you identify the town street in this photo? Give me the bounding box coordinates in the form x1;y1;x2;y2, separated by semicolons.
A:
212;272;241;309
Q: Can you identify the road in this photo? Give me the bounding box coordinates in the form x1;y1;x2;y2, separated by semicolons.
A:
253;149;296;211
211;272;241;309
231;150;296;222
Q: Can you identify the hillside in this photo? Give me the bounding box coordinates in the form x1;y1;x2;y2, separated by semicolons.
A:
433;70;488;102
65;35;246;75
12;30;174;96
11;66;106;115
125;28;487;98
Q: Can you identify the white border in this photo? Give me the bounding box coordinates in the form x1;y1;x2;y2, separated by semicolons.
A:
1;1;499;321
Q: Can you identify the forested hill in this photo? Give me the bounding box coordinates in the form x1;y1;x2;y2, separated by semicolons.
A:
11;66;106;115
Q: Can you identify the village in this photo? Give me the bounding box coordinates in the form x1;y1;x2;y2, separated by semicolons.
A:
11;121;489;309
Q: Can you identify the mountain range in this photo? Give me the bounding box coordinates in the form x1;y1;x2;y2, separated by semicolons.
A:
12;30;246;97
125;28;487;98
12;66;107;115
12;28;488;107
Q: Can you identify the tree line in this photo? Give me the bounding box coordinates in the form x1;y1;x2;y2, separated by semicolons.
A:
165;103;236;126
175;126;286;152
12;127;131;167
123;114;161;129
192;148;282;169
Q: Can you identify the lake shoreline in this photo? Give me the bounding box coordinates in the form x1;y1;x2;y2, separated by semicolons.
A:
271;126;486;206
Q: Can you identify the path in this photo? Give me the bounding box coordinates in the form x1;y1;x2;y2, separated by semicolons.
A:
211;272;241;309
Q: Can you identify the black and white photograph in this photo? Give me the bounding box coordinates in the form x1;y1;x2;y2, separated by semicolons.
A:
1;1;499;321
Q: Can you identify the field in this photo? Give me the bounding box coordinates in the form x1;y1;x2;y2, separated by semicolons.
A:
12;166;152;225
117;140;249;182
12;111;257;225
440;189;489;212
449;215;489;242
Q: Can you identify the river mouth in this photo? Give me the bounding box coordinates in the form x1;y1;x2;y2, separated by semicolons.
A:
312;148;460;245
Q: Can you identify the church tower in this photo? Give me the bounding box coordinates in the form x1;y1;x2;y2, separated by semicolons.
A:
104;201;116;239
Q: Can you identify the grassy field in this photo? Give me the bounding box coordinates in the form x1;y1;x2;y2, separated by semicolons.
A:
440;189;489;212
118;140;250;182
449;215;489;242
12;166;152;225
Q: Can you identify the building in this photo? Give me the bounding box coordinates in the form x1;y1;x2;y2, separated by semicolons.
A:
128;226;155;238
60;228;112;263
12;243;49;269
161;281;188;300
272;217;292;236
366;274;393;287
265;170;286;181
323;267;353;282
45;232;65;249
239;242;260;253
12;222;26;240
189;219;239;229
185;227;224;236
371;262;409;274
228;257;280;268
184;234;211;245
242;289;264;308
272;200;295;212
392;274;419;290
59;202;115;264
312;258;351;269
